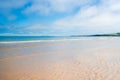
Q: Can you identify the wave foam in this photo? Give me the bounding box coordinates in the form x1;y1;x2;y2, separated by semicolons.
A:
0;38;94;44
0;37;118;44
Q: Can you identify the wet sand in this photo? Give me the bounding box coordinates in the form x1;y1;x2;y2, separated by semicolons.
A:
0;37;120;80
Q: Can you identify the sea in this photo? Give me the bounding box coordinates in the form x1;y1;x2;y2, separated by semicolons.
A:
0;36;80;43
0;36;67;41
0;36;117;44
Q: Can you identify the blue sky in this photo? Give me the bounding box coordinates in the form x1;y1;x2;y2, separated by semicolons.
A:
0;0;120;36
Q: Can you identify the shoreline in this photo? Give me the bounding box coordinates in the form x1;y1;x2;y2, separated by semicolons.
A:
0;37;119;44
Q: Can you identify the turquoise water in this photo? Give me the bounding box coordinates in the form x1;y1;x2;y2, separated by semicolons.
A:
0;36;115;43
0;36;73;42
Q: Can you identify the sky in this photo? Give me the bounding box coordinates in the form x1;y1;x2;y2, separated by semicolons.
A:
0;0;120;36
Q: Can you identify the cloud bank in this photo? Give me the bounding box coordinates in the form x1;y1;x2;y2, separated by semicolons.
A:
0;0;120;35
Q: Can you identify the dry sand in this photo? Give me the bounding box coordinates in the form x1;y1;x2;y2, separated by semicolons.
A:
0;38;120;80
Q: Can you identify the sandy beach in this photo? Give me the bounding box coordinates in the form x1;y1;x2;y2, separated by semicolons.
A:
0;37;120;80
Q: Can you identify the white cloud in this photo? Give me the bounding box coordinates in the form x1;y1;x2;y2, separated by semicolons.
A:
26;24;48;30
0;0;28;9
1;0;120;35
23;0;96;15
25;0;120;35
0;0;29;21
46;0;120;34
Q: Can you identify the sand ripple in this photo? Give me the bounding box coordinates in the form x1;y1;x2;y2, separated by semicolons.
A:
0;40;120;80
